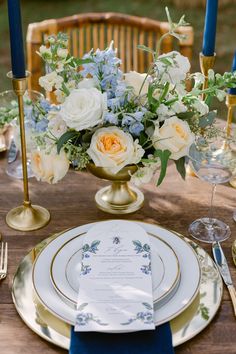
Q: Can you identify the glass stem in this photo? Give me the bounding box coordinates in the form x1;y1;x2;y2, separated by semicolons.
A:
209;183;217;223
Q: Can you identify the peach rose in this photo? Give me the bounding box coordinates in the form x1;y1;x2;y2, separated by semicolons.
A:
87;126;144;173
31;148;69;184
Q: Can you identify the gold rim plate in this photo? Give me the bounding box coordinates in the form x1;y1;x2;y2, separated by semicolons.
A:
12;224;223;348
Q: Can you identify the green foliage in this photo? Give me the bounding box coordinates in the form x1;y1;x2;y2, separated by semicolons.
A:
174;157;186;180
57;130;79;154
154;149;171;186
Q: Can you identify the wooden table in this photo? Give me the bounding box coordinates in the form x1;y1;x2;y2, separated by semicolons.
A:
0;154;236;354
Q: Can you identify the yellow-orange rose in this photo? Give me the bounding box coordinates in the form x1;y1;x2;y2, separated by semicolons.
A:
31;148;69;184
87;127;144;173
152;116;195;160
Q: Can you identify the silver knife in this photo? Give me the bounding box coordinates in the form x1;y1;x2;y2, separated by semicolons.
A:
212;241;236;317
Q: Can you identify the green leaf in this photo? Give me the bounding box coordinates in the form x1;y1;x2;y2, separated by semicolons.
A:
154;149;171;186
75;58;94;66
174;157;186;180
199;111;216;128
139;131;148;146
137;45;155;55
57;130;79;154
177;111;195;120
159;82;170;102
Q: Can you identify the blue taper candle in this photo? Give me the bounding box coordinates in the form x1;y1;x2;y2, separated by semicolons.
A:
7;0;26;78
229;51;236;95
202;0;218;56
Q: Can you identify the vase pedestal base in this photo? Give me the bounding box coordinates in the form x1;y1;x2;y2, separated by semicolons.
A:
95;182;144;214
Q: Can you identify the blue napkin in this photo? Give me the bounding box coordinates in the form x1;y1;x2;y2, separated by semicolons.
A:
69;323;175;354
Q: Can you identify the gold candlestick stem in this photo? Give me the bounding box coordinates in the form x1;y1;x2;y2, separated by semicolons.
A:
6;72;50;231
199;52;216;98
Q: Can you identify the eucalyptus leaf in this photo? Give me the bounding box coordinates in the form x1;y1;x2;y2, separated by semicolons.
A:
57;130;79;154
145;125;155;138
137;45;155;55
154;149;171;186
199;111;216;128
174;157;186;180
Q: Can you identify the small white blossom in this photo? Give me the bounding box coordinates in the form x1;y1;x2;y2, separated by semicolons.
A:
171;101;187;114
57;48;68;58
193;72;205;87
130;167;154;186
155;51;190;85
47;112;67;139
56;62;65;73
55;89;66;103
208;69;215;83
39;71;63;92
39;45;52;57
192;99;209;116
216;89;226;102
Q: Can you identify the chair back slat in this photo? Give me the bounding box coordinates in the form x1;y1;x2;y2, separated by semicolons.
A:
26;12;194;92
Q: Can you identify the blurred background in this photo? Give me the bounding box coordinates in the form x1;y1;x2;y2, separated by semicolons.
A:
1;0;236;117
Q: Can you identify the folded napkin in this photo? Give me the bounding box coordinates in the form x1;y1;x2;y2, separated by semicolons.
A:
69;323;175;354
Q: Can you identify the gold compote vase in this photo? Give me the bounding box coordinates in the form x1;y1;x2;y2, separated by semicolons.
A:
87;163;144;214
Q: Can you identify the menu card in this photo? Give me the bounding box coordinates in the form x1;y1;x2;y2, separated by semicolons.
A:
75;220;155;332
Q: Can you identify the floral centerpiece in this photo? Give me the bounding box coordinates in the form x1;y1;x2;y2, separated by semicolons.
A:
30;9;236;213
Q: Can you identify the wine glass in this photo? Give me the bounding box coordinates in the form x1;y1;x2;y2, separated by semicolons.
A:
188;136;236;243
1;90;44;179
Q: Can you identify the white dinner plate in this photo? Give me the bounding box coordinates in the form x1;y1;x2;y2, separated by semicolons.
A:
32;221;201;328
50;233;180;308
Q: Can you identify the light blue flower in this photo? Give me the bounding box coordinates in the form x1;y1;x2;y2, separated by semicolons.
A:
81;43;122;99
104;112;118;125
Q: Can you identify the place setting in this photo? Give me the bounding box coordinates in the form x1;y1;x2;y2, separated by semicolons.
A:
1;0;236;353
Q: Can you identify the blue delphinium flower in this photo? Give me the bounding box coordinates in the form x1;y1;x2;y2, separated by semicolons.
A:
30;98;57;132
81;42;122;99
121;110;145;136
129;121;144;136
104;112;118;125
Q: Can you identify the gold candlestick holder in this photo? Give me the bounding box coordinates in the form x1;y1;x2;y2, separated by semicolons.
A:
199;52;216;97
225;94;236;188
6;72;50;231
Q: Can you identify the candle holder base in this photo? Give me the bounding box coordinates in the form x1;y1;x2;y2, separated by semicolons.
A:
6;203;50;231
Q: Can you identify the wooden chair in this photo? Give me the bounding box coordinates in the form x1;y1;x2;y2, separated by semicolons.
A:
26;12;194;92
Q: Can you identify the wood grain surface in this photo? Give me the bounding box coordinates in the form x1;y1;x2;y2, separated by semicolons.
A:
0;153;236;353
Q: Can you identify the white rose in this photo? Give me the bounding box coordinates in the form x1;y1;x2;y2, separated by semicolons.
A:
60;88;107;131
47;112;67;139
152;116;195;160
155;51;190;85
31;148;69;184
77;78;98;89
192;99;209;116
124;71;149;96
39;71;63;92
87;126;144;174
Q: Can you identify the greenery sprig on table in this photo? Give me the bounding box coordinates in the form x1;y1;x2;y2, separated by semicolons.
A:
30;8;236;186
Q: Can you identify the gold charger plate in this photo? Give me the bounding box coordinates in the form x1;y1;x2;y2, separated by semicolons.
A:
12;230;223;348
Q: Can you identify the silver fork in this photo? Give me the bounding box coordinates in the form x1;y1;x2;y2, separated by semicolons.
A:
0;242;8;280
